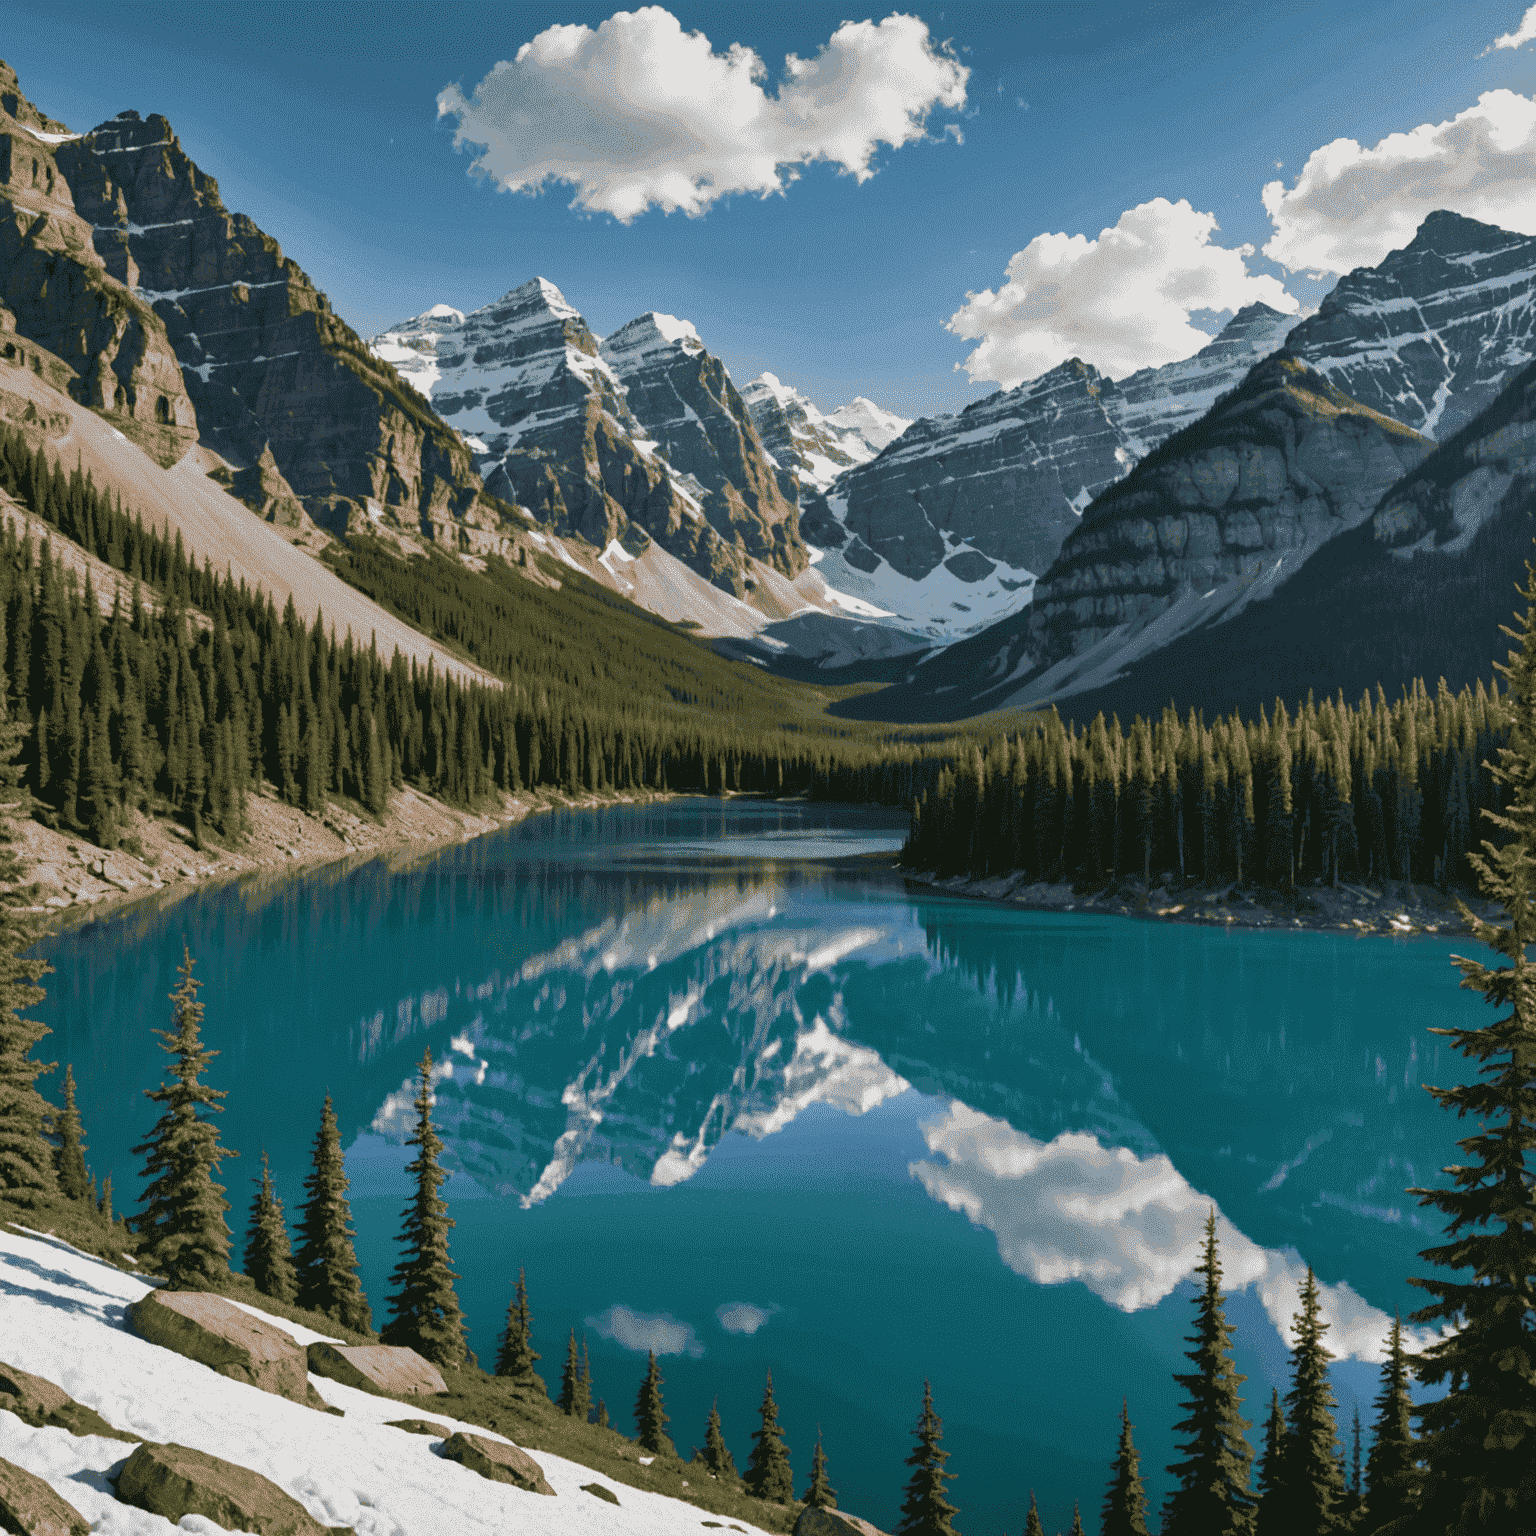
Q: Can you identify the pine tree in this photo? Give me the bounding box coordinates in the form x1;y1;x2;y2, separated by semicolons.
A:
495;1268;543;1390
1067;1502;1085;1536
1255;1388;1288;1536
1163;1211;1255;1536
700;1399;738;1480
744;1368;794;1503
243;1150;295;1302
1363;1315;1416;1531
1274;1267;1347;1533
1339;1406;1365;1531
596;1399;609;1430
803;1428;837;1509
381;1049;466;1368
52;1062;90;1200
559;1329;582;1416
576;1335;593;1421
132;947;237;1288
97;1172;112;1226
1404;562;1536;1533
294;1093;372;1332
634;1349;674;1456
897;1380;960;1536
1102;1400;1151;1536
1024;1492;1045;1536
0;703;55;1201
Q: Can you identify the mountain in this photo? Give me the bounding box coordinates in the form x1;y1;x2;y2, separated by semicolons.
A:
368;303;466;396
740;371;909;493
0;65;196;467
800;303;1296;645
598;311;805;579
1285;210;1536;441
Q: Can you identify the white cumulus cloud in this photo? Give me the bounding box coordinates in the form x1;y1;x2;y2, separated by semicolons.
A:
437;6;969;222
910;1100;1419;1362
946;198;1297;387
715;1301;780;1336
1263;90;1536;274
1488;4;1536;52
586;1304;704;1357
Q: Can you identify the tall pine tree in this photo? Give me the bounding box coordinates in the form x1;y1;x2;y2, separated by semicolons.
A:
744;1369;794;1503
1164;1211;1255;1536
1363;1315;1417;1531
495;1268;543;1390
0;704;54;1202
1024;1492;1045;1536
1274;1267;1347;1534
244;1150;295;1302
132;947;236;1288
699;1400;738;1481
381;1049;465;1368
1102;1400;1151;1536
1402;557;1536;1533
897;1381;960;1536
294;1093;372;1332
803;1428;837;1510
1255;1388;1288;1536
559;1330;583;1416
52;1063;90;1200
634;1350;674;1456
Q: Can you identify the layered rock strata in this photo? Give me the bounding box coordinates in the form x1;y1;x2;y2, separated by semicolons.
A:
740;371;909;494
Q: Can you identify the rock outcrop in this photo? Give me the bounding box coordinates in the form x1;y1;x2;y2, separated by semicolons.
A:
388;279;765;594
1028;354;1432;665
115;1441;350;1536
1285;210;1536;441
600;312;806;577
740;371;909;495
0;1360;136;1441
438;1432;555;1496
305;1343;446;1397
127;1291;320;1408
0;1453;89;1536
56;111;503;548
0;63;196;466
794;1509;889;1536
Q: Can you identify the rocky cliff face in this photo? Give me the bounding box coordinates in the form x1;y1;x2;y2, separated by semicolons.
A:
0;64;195;465
379;281;782;594
1285;210;1536;441
1028;353;1433;665
599;312;805;577
57;111;500;547
740;371;909;494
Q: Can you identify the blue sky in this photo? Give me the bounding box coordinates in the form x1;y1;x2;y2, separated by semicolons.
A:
6;2;1536;416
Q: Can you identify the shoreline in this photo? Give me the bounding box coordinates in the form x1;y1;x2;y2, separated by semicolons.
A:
22;782;672;936
901;866;1498;938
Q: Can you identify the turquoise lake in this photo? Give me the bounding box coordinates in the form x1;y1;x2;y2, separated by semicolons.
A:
37;798;1478;1534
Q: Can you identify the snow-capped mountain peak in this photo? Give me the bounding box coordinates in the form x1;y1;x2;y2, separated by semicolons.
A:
741;373;912;492
825;395;908;453
600;311;704;365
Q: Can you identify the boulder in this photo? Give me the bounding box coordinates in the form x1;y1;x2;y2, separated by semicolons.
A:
305;1343;445;1398
581;1482;619;1504
0;1454;90;1536
0;1360;137;1442
114;1442;351;1536
384;1419;446;1438
437;1432;555;1496
128;1291;316;1405
794;1509;890;1536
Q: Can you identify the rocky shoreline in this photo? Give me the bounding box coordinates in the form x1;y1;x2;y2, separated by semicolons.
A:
902;867;1498;939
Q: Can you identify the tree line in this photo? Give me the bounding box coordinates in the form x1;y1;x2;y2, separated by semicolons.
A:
902;680;1510;892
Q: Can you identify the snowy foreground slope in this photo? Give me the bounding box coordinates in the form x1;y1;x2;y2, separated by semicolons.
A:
0;1227;776;1536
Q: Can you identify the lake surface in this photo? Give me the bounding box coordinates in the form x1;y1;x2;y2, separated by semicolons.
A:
39;798;1479;1534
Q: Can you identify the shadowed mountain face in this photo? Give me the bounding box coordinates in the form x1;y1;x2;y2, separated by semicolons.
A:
56;110;503;549
0;65;195;465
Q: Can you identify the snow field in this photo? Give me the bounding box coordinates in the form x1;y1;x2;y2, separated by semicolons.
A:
0;1228;776;1536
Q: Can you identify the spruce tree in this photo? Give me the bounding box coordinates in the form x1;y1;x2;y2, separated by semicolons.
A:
1024;1492;1045;1536
1362;1316;1416;1531
1254;1388;1288;1536
132;947;236;1288
381;1049;466;1368
1067;1502;1085;1536
244;1150;295;1302
294;1093;372;1332
700;1399;738;1480
0;704;55;1202
1102;1400;1151;1536
596;1399;609;1430
1163;1211;1255;1536
1273;1267;1347;1533
744;1368;794;1503
1406;563;1536;1534
897;1380;960;1536
634;1349;674;1456
1339;1406;1365;1531
559;1329;582;1416
53;1063;90;1200
495;1268;543;1390
803;1427;837;1509
576;1335;593;1421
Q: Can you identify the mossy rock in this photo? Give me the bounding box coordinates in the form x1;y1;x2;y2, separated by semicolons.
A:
0;1360;138;1443
438;1431;555;1496
581;1482;619;1505
0;1454;90;1536
384;1419;446;1438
